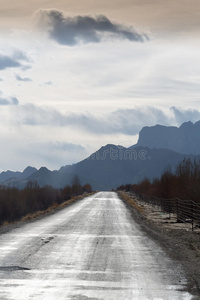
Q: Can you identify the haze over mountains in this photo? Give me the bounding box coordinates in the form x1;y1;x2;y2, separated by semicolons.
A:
1;121;199;190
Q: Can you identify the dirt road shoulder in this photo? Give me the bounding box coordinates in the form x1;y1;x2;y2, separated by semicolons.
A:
118;191;200;298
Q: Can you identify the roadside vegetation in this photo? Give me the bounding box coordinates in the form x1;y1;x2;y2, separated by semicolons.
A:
118;158;200;202
0;176;92;225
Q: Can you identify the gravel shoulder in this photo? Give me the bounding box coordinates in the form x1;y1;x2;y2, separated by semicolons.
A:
118;191;200;298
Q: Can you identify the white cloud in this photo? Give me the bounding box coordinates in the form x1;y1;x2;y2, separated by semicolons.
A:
0;91;19;105
21;141;88;169
0;134;88;171
15;74;32;82
43;81;53;86
12;49;30;62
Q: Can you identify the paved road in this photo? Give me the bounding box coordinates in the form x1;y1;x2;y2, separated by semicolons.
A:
0;192;194;299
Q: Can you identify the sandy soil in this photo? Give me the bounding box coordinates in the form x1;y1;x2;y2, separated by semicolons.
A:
119;192;200;297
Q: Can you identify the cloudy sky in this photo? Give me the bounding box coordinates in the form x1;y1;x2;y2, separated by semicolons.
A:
0;0;200;171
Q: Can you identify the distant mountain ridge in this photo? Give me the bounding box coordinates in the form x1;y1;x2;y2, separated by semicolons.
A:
1;121;200;190
0;166;37;183
0;145;193;190
135;121;200;154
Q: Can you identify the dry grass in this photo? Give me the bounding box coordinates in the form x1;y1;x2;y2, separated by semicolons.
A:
21;210;47;221
2;220;10;226
118;191;144;214
2;192;96;226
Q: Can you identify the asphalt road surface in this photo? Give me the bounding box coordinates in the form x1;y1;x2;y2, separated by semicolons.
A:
0;192;194;299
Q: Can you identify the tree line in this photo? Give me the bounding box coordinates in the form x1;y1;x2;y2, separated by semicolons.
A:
0;176;92;225
117;158;200;202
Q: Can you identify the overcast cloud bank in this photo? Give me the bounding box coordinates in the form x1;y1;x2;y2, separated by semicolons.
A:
14;104;200;135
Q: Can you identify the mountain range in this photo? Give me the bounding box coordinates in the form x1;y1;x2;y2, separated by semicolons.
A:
135;121;200;154
1;121;199;190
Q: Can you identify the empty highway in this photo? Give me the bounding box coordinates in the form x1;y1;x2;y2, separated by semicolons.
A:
0;192;195;299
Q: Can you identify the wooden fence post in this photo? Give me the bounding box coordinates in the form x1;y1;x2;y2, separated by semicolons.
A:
191;200;194;231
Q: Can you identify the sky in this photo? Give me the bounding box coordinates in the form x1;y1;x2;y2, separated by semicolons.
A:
0;0;200;171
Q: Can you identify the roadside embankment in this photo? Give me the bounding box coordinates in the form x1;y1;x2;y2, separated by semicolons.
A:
118;191;200;298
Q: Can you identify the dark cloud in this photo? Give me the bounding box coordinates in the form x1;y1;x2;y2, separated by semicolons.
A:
0;55;21;70
19;105;172;135
12;49;30;62
54;141;85;152
0;50;31;71
36;9;149;46
15;74;32;82
61;107;170;135
15;104;200;135
43;81;53;86
111;108;171;134
170;106;200;124
0;93;19;105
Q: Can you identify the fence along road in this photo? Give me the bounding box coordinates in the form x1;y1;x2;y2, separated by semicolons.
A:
0;192;195;299
138;194;200;231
